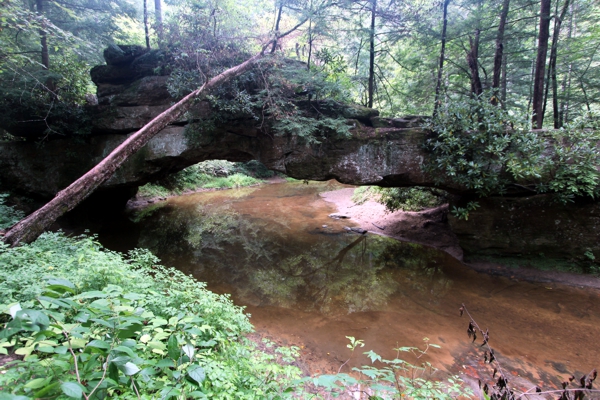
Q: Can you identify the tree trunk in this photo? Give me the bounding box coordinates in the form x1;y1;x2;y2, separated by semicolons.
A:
2;49;272;247
271;1;284;53
36;0;49;70
144;0;151;50
560;1;574;125
532;0;551;129
433;0;450;117
467;29;483;97
154;0;163;45
368;0;376;108
551;0;570;128
501;52;507;108
491;0;510;105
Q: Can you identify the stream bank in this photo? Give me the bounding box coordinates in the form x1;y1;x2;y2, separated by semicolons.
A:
321;187;600;290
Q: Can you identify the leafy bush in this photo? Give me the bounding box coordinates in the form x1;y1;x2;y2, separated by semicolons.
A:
136;183;171;198
351;186;379;205
351;186;446;212
425;95;600;202
377;187;446;213
138;160;266;198
0;194;24;229
0;233;301;399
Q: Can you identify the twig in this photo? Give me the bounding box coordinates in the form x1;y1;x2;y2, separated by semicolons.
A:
130;376;141;399
460;303;513;398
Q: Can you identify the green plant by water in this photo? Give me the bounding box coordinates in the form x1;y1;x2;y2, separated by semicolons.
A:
351;186;446;212
137;160;270;198
0;233;301;399
308;337;472;399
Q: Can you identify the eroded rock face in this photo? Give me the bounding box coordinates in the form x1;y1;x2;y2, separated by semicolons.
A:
449;196;600;263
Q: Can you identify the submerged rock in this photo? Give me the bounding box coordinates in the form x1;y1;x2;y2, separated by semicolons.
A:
329;213;350;219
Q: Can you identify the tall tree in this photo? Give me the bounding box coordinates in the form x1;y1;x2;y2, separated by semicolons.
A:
155;0;163;45
549;0;570;128
433;0;450;116
144;0;151;49
467;28;483;96
36;0;49;70
367;0;376;108
532;0;551;128
491;0;510;105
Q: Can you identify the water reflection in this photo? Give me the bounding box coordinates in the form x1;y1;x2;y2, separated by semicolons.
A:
107;181;600;383
131;183;452;314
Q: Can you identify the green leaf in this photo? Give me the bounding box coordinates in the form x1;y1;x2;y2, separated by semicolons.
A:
156;358;175;368
60;382;84;399
46;279;76;294
108;361;119;382
25;377;49;389
167;335;179;360
0;394;31;400
187;365;206;385
86;339;110;353
121;362;140;376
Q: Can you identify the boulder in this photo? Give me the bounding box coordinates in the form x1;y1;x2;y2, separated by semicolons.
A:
103;44;148;66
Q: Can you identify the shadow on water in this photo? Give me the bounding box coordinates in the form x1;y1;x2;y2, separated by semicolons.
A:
100;181;600;388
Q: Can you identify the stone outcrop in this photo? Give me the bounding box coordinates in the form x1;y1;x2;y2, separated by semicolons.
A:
449;196;600;264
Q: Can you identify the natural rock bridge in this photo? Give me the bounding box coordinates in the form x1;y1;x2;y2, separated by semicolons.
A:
1;46;598;263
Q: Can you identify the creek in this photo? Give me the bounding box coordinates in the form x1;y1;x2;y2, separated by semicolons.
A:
97;180;600;390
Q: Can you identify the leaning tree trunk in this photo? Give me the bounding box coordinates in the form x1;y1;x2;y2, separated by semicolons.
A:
2;49;271;247
433;0;450;117
532;0;551;129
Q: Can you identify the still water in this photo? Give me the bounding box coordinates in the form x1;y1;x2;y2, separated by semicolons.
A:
100;181;600;390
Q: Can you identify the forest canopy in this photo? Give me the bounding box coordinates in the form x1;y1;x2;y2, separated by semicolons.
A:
1;0;598;135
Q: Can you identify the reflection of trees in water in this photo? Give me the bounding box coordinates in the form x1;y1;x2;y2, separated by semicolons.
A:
375;242;454;303
247;235;399;313
136;199;453;314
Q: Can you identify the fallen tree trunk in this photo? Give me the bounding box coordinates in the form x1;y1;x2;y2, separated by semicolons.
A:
2;47;271;246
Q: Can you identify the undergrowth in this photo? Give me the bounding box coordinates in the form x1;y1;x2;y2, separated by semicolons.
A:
351;186;447;212
137;160;269;198
0;194;24;229
0;232;301;399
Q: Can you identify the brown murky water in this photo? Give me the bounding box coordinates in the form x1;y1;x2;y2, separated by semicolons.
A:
100;181;600;392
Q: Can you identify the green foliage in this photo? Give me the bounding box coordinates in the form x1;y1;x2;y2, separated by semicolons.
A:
138;160;266;198
0;233;301;399
351;186;446;212
425;95;600;201
309;337;472;399
136;183;171;198
450;201;480;221
351;186;379;205
378;187;447;213
0;194;24;230
0;0;136;137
